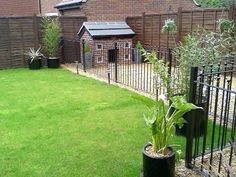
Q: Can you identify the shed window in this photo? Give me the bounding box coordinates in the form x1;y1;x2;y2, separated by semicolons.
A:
96;44;103;50
96;56;103;63
124;53;130;60
124;42;131;48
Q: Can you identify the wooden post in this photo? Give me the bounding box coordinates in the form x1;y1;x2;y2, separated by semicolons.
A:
158;15;161;48
229;4;235;22
177;7;182;43
6;18;12;68
19;20;26;67
82;39;86;72
142;12;146;45
33;14;40;49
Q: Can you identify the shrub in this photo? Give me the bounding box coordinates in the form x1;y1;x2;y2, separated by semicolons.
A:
41;17;61;57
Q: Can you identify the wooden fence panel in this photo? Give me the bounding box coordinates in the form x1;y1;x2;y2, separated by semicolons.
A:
0;17;38;69
126;6;235;49
60;16;87;64
0;16;86;69
60;16;87;40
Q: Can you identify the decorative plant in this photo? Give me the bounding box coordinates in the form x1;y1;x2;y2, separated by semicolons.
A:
135;95;201;157
41;17;61;57
217;18;235;34
174;28;234;98
161;19;177;33
141;48;177;99
135;41;143;50
217;18;236;55
25;47;43;63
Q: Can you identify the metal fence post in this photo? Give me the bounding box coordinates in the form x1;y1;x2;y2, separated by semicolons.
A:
185;67;198;168
114;43;118;83
82;39;86;72
167;48;173;102
167;48;172;75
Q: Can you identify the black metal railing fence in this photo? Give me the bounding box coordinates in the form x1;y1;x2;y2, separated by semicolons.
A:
185;64;236;176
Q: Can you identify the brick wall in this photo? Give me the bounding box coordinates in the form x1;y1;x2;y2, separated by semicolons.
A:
62;0;197;21
80;31;133;66
41;0;61;15
0;0;39;16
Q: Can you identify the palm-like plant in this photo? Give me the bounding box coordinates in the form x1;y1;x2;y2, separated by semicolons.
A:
25;47;43;63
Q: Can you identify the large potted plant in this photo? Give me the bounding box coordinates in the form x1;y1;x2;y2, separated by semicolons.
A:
42;17;61;68
25;47;43;70
135;95;201;177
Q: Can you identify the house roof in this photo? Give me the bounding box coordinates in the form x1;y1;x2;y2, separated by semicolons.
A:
55;0;87;10
77;22;135;39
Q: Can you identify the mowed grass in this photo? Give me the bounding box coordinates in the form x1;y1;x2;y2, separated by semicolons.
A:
0;68;226;177
0;68;156;177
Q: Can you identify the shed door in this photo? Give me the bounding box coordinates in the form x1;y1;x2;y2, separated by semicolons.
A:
108;49;118;63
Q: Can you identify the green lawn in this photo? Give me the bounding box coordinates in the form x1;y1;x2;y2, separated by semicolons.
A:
0;68;160;177
0;68;226;177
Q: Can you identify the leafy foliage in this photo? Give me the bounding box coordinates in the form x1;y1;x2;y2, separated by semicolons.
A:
174;26;235;97
217;18;235;34
141;49;175;99
196;0;235;7
135;95;201;156
135;41;143;50
25;47;43;63
41;17;61;57
161;19;177;33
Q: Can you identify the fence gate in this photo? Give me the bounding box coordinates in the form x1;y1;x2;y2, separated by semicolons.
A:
185;64;236;176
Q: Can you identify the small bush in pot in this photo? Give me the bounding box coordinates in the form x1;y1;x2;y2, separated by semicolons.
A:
25;47;43;70
42;17;61;68
133;41;143;63
135;95;201;177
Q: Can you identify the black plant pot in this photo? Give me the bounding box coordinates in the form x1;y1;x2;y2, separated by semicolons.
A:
143;144;175;177
27;58;42;70
47;57;60;68
176;100;207;138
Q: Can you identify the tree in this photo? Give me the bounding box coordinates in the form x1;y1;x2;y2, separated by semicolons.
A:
196;0;235;8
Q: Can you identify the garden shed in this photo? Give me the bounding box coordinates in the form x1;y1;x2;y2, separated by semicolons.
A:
77;21;135;68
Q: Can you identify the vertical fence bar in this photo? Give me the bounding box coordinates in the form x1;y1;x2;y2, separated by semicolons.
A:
142;12;146;45
209;71;220;172
200;68;212;172
168;48;172;75
218;63;228;147
82;39;86;72
114;43;118;83
185;67;198;168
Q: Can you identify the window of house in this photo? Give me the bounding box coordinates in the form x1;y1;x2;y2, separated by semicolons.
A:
96;44;103;50
96;56;103;63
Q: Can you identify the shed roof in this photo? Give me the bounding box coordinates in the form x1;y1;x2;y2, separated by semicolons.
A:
78;22;135;39
55;0;87;10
